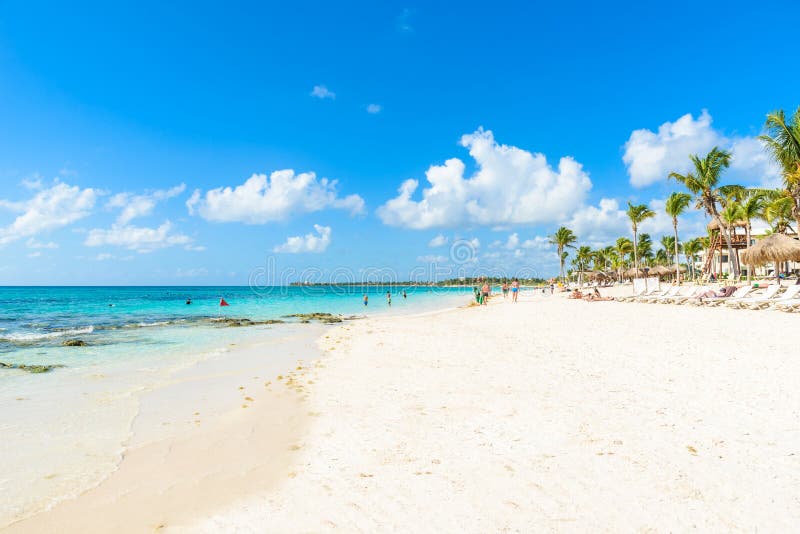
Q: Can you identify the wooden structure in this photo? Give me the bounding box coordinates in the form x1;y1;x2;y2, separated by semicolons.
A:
701;219;749;276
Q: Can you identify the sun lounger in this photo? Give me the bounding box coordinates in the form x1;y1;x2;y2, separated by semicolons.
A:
704;285;754;307
770;285;800;311
643;285;681;303
632;287;669;303
616;286;650;302
726;284;782;309
688;285;748;306
671;285;709;304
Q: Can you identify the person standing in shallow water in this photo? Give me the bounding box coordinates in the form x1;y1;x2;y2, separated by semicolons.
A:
386;291;392;306
363;294;368;307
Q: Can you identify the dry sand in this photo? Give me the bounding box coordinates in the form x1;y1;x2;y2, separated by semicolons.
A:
9;288;800;532
195;288;800;532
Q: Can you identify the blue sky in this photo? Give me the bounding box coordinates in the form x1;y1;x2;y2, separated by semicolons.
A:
1;1;798;284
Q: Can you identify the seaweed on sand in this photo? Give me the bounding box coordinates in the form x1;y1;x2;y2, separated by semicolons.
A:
0;362;66;373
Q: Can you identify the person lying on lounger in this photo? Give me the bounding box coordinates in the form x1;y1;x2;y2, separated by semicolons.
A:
584;288;614;302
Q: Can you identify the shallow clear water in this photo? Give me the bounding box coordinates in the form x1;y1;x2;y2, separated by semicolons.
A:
0;285;471;525
0;285;471;369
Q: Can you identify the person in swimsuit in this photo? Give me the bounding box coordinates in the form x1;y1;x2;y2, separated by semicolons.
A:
363;294;368;306
481;283;490;305
511;279;519;303
501;282;509;298
386;291;392;306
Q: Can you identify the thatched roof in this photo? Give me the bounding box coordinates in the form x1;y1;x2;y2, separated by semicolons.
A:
649;265;671;276
624;267;645;277
707;219;747;231
740;234;800;265
669;263;688;273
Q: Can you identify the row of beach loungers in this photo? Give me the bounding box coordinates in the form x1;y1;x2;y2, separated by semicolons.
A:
616;283;800;312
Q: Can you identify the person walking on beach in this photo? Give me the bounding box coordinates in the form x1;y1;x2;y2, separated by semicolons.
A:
511;278;519;303
481;282;490;305
501;282;509;299
363;294;368;307
386;291;392;306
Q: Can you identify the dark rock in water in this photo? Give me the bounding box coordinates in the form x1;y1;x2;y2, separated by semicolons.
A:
0;362;66;373
283;312;343;324
62;339;87;347
218;317;286;327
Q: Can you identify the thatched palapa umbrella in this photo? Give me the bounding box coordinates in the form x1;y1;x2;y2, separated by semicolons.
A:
624;267;645;278
649;265;671;277
740;234;800;280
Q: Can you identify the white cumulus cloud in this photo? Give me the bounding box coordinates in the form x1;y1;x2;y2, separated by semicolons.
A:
366;103;382;114
107;184;185;224
0;181;97;246
623;110;781;188
377;128;592;229
273;224;331;253
187;171;365;224
623;111;719;187
26;238;59;249
310;85;335;100
84;221;193;253
566;197;706;247
729;136;781;188
428;234;448;247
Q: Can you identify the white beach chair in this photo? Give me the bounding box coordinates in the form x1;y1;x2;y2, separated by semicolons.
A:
727;284;782;309
632;286;668;303
693;285;752;307
704;285;754;307
643;285;681;303
770;285;800;312
662;285;702;304
616;286;648;302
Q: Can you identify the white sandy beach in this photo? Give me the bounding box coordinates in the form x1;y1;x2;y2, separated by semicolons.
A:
8;288;800;532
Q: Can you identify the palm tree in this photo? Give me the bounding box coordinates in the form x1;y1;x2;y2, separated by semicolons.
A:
638;233;654;266
614;237;633;279
760;107;800;233
682;238;703;280
738;194;765;281
549;226;577;282
575;245;593;284
659;235;676;266
665;192;692;282
669;147;740;278
763;191;795;234
626;202;655;273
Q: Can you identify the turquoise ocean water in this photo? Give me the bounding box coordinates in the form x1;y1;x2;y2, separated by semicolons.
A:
0;285;472;525
0;285;472;370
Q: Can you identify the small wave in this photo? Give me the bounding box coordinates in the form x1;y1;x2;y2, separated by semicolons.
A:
0;326;94;342
136;321;173;328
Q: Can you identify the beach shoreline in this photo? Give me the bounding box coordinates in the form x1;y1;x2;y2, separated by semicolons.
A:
6;288;800;531
1;292;471;532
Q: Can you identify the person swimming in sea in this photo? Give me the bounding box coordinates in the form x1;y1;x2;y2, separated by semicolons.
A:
186;298;192;305
402;290;407;299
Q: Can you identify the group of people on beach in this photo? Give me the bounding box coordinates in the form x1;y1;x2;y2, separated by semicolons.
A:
362;290;406;307
568;287;614;302
500;280;520;303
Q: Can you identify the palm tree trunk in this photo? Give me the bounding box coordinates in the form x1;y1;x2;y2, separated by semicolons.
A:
633;226;639;272
746;224;752;282
673;220;680;283
713;216;739;278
